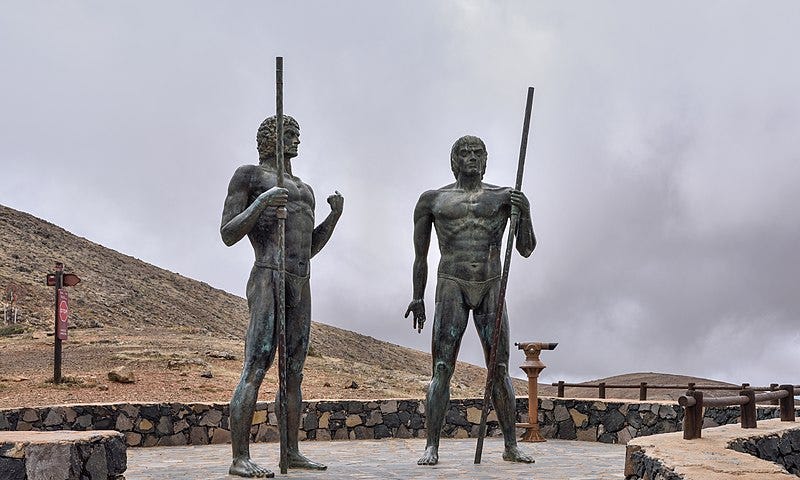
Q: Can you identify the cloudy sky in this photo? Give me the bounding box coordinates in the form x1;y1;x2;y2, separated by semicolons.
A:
2;1;799;387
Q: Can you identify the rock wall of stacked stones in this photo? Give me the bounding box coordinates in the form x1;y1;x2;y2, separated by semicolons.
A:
0;397;784;447
729;427;800;475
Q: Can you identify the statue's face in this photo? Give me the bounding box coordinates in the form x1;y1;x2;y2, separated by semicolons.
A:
456;140;486;177
283;126;300;159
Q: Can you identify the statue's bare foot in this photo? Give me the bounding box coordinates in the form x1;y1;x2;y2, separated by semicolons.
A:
229;456;274;478
502;445;535;463
417;446;439;465
287;451;327;470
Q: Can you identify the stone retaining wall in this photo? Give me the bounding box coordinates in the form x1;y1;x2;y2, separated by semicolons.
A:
625;419;800;479
0;397;788;448
0;430;126;480
729;426;800;475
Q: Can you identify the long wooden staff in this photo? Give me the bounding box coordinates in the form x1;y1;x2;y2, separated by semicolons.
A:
474;86;535;464
275;56;289;475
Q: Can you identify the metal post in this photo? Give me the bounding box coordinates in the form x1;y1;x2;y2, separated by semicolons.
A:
474;86;535;464
275;56;289;475
53;262;64;384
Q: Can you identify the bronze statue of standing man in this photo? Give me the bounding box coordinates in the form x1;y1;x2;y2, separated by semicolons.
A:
405;135;535;466
221;115;343;477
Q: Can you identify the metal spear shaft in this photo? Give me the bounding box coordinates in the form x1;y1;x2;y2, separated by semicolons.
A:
474;86;535;464
275;56;289;475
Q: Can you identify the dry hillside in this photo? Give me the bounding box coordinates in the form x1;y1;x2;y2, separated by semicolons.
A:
0;204;518;408
0;204;740;409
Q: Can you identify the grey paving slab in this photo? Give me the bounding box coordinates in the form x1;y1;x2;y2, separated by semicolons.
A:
126;438;625;480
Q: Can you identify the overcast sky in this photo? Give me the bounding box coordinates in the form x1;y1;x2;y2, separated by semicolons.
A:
2;1;799;387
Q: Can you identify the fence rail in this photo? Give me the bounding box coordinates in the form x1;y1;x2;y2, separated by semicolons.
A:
678;384;795;439
551;380;800;401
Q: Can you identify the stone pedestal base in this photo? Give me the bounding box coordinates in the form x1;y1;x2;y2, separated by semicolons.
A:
0;430;126;480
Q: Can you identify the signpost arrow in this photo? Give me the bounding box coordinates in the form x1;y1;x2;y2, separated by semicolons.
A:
62;274;81;287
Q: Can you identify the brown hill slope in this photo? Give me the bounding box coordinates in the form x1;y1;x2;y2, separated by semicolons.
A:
0;204;512;408
0;204;741;409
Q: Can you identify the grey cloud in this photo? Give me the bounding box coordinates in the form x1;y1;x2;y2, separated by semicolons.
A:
2;1;799;387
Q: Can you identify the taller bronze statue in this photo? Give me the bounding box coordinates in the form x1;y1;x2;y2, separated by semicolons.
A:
405;135;536;466
221;115;343;478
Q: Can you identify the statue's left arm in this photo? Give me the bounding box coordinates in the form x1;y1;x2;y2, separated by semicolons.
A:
510;189;536;257
310;190;344;258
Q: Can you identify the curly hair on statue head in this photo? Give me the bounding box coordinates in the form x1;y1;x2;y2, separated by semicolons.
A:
256;115;300;162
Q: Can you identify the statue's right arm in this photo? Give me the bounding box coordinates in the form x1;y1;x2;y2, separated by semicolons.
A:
405;192;434;332
220;167;286;246
411;195;433;300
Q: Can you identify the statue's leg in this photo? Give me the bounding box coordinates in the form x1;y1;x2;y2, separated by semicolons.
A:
230;267;278;478
419;279;469;466
474;294;534;464
283;280;326;470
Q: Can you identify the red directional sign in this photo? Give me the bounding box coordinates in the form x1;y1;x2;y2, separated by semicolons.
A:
57;289;69;340
63;274;81;287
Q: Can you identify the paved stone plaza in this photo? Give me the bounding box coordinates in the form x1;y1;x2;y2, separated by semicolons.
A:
126;437;625;479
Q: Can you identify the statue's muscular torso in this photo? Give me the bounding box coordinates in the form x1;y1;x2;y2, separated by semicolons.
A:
239;165;315;276
422;183;512;282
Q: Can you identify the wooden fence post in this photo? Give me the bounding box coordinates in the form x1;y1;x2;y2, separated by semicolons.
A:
682;390;704;440
779;385;795;422
557;381;565;398
598;382;606;399
740;390;757;429
639;382;648;401
770;383;780;406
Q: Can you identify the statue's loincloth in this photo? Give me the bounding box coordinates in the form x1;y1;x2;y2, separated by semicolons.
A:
437;273;500;310
253;261;309;307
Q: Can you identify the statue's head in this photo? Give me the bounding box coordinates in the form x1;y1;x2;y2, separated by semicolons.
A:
257;115;300;162
450;135;487;179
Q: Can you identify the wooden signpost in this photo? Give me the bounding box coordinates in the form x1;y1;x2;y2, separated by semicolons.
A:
46;262;81;384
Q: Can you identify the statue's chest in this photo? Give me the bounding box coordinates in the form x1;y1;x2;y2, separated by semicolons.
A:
250;173;313;207
433;191;503;221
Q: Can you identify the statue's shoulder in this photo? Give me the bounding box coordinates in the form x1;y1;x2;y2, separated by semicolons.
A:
482;183;512;199
481;182;507;191
226;164;259;191
417;183;454;205
230;164;261;181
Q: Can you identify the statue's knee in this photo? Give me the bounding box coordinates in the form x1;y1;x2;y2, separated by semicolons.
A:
243;365;266;384
434;361;454;379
